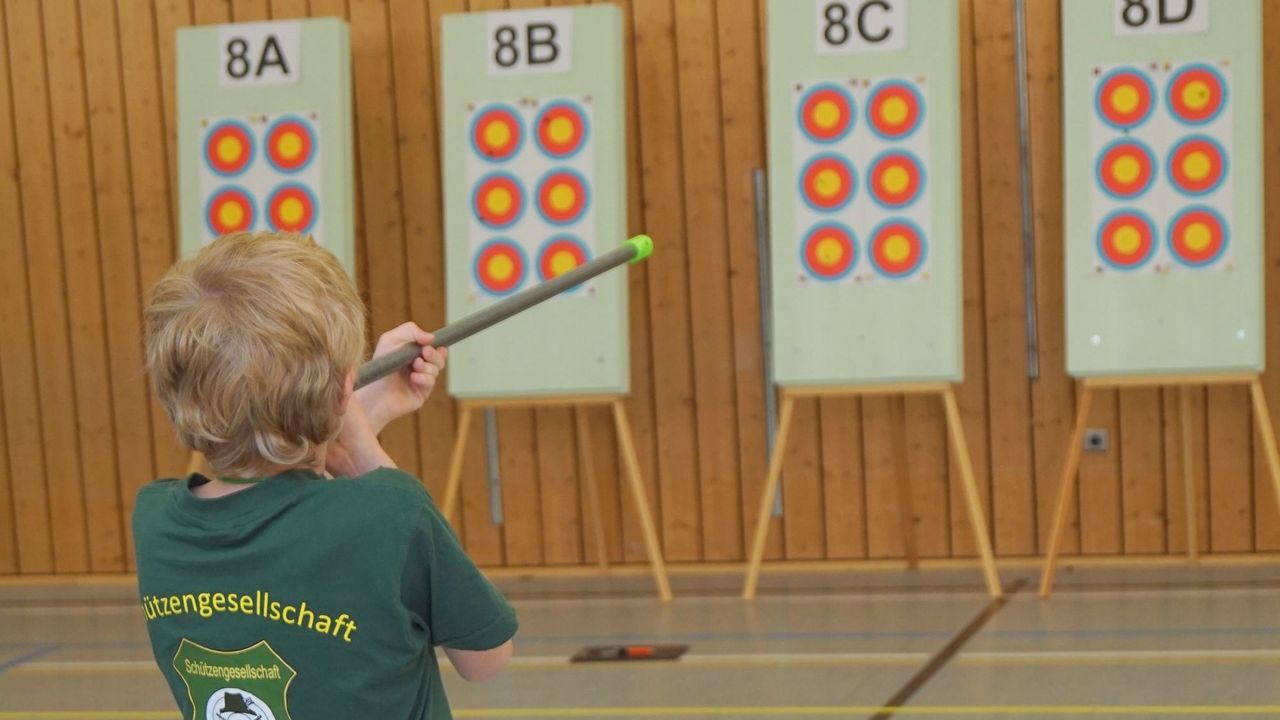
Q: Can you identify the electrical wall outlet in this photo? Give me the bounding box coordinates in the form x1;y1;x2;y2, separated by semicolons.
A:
1083;428;1110;453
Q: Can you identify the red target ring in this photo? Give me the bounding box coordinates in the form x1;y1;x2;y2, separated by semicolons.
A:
800;223;856;281
798;84;855;144
204;121;254;177
1094;68;1155;130
536;169;589;226
1167;63;1227;126
266;183;318;235
1095;210;1156;270
868;151;925;209
799;154;855;212
869;220;926;278
470;105;523;161
1167;135;1227;196
535;101;588;159
866;80;924;140
1167;206;1228;267
473;239;527;296
472;173;525;229
1095;140;1155;200
537;236;590;283
204;186;256;237
265;116;316;174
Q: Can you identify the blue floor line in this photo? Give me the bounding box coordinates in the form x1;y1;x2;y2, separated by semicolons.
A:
0;645;57;675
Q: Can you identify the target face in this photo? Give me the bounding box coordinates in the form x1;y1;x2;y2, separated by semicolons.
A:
1095;210;1156;270
537;235;591;284
869;220;926;278
1094;67;1155;130
1167;63;1228;126
204;186;256;236
536;169;590;226
265;116;317;174
799;154;855;212
800;222;856;281
868;150;926;209
1167;205;1228;267
1095;139;1156;200
266;183;318;234
470;104;523;161
798;84;855;144
472;172;525;229
535;101;589;159
1167;134;1227;196
866;80;925;140
203;120;254;177
473;239;527;296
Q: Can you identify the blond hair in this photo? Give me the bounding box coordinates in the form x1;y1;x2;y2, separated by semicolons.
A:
145;232;366;477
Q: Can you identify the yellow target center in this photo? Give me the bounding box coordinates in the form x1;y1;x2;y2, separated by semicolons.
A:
883;234;912;263
484;121;512;149
880;96;909;126
1110;84;1140;114
279;197;304;225
1184;221;1213;251
813;100;841;129
550;250;578;276
486;187;513;215
882;165;911;195
1112;226;1142;255
278;131;303;160
487;254;515;282
1112;155;1142;185
1182;150;1212;181
1182;80;1211;111
216;136;243;164
815;236;844;266
549;183;577;211
548;116;575;145
814;168;843;197
218;200;244;228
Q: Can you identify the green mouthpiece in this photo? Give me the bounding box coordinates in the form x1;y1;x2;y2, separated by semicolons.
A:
625;234;654;263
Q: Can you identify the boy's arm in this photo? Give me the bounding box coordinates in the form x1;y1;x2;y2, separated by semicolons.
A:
444;640;514;682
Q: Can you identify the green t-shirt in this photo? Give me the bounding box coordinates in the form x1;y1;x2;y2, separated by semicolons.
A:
132;467;517;720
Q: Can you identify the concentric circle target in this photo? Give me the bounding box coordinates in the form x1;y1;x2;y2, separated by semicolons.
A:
1166;63;1228;126
537;235;591;285
1167;205;1228;267
799;153;855;212
797;83;855;144
472;172;525;229
203;120;254;177
868;150;926;209
473;239;527;296
264;115;317;174
535;101;589;159
868;219;927;279
536;169;590;226
1095;210;1156;271
204;186;256;237
1095;139;1156;200
800;222;856;281
866;80;925;141
266;183;318;235
1094;67;1155;130
1167;134;1228;196
470;104;524;161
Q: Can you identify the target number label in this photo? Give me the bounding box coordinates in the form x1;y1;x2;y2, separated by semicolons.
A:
816;0;907;54
1114;0;1208;36
486;9;572;76
218;22;301;86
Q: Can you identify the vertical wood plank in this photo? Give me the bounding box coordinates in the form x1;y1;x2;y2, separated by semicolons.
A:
498;408;544;565
1164;386;1209;554
231;0;271;21
780;399;824;559
1119;389;1166;553
154;0;193;246
1078;390;1123;553
906;395;950;557
271;0;312;18
820;398;866;559
1208;386;1254;551
863;396;905;558
1254;0;1280;552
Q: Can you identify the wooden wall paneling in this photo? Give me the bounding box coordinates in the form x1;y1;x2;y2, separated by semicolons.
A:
971;0;1036;556
907;396;950;557
44;0;126;572
271;0;313;19
154;1;192;250
1254;0;1280;552
819;399;866;559
863;397;905;558
1164;386;1209;553
232;0;272;21
779;398;824;559
193;1;232;23
1077;390;1122;553
1119;390;1166;553
0;378;14;572
950;0;993;558
0;0;49;573
631;0;702;561
1208;386;1255;551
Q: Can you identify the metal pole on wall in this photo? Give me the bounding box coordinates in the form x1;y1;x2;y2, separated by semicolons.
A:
754;168;784;518
1014;0;1040;379
484;408;504;525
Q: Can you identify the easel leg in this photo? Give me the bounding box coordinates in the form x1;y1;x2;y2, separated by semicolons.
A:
889;397;919;569
441;404;473;526
743;393;797;600
1247;378;1280;535
941;387;1002;599
1038;386;1093;598
611;400;672;601
575;407;609;569
1179;386;1198;562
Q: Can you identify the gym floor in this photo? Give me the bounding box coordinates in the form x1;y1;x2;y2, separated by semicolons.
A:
3;564;1280;719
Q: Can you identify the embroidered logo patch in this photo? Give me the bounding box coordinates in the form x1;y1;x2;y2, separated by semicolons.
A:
173;639;295;720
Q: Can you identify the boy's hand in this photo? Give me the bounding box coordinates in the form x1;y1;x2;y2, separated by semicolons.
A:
356;322;448;434
326;394;396;477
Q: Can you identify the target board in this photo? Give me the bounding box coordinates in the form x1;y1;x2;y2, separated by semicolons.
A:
442;6;628;398
177;19;355;275
769;0;962;385
1064;0;1263;375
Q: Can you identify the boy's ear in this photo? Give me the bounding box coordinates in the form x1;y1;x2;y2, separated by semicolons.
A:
338;368;356;413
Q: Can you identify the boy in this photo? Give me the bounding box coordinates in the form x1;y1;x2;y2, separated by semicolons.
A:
135;231;515;719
